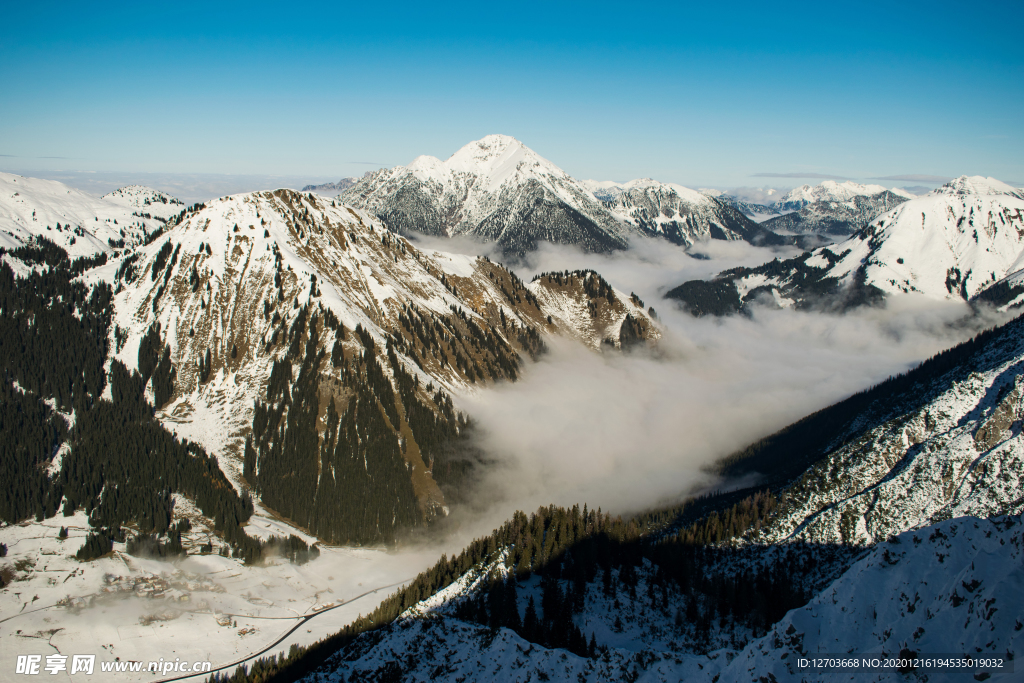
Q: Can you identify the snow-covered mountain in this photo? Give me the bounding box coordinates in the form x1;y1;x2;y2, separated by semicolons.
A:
302;177;362;193
112;188;658;399
342;135;635;255
760;189;911;236
0;173;170;257
102;184;185;220
774;180;914;212
342;136;790;254
0;172;660;545
97;186;657;538
606;179;788;246
666;176;1024;315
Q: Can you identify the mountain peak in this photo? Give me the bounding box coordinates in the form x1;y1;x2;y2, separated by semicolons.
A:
453;133;522;157
935;175;1022;198
406;154;449;183
444;134;543;179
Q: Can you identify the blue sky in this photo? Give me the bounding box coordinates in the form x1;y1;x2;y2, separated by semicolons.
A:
1;0;1021;193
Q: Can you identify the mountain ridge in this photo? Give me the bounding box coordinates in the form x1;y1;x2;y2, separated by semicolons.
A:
0;172;172;258
342;135;792;254
666;175;1024;315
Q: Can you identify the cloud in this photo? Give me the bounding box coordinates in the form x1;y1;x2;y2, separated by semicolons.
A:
724;186;790;204
0;154;15;157
0;170;338;204
870;174;950;183
752;172;852;180
431;237;1013;525
897;186;932;196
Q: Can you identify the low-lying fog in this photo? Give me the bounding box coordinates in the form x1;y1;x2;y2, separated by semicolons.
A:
412;235;1009;533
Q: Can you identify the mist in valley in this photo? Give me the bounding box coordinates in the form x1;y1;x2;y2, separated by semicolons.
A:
421;236;1012;532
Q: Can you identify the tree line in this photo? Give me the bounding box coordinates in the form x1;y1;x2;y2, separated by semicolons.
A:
0;243;296;565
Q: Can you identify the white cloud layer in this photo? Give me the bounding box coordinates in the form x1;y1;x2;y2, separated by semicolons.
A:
429;236;1012;529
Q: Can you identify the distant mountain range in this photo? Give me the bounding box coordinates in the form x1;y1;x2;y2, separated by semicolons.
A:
306;138;942;253
667;176;1024;315
705;181;917;238
773;180;915;211
599;178;788;246
302;175;365;193
759;190;912;236
0;174;179;256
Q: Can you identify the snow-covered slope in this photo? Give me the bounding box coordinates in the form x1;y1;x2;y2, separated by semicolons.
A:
775;180;914;212
102;185;185;220
342;135;635;255
741;312;1024;546
721;515;1023;682
807;176;1024;300
0;173;168;257
295;513;1023;683
667;176;1024;314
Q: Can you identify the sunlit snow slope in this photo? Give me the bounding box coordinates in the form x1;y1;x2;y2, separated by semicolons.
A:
0;172;169;257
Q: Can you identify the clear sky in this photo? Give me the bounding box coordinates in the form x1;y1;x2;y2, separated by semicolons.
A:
1;0;1022;192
